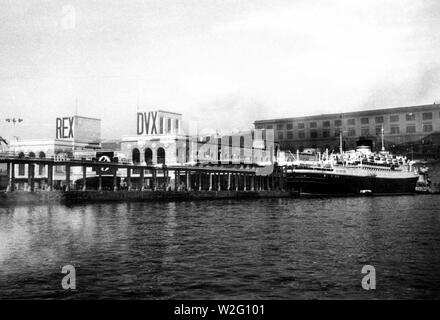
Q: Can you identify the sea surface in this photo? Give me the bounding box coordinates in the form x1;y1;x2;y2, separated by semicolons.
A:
1;195;440;299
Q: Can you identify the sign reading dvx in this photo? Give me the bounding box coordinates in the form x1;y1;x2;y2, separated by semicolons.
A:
137;111;158;135
56;117;74;139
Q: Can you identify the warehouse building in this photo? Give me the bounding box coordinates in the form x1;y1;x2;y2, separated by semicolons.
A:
254;104;440;158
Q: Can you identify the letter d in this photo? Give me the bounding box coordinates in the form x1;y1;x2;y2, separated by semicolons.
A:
61;265;76;290
137;112;144;135
361;265;376;290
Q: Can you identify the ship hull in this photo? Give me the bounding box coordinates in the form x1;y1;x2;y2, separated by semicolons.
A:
286;171;419;195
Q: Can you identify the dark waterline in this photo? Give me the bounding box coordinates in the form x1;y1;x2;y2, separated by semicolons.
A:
1;195;440;299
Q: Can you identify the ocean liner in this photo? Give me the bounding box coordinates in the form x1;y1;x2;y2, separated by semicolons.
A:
282;135;419;196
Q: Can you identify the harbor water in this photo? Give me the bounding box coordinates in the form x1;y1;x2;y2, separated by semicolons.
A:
1;195;440;299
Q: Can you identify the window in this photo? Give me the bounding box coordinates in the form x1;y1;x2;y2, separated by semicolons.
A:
334;128;341;137
423;124;433;132
390;126;400;134
361;117;369;125
157;147;166;164
348;127;356;136
406;125;416;133
167;118;171;133
277;124;284;130
361;128;370;136
334;119;342;127
286;123;293;130
145;148;153;164
323;121;330;127
298;123;305;129
423;112;433;120
390;115;399;122
298;131;305;139
375;116;384;123
256;125;263;130
406;113;415;121
266;125;273;129
287;131;293;139
310;131;318;138
322;130;330;138
347;119;355;126
175;119;180;132
278;132;284;140
309;122;317;128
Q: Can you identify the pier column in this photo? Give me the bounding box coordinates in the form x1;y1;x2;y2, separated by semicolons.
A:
174;170;179;191
209;173;213;191
227;173;231;191
186;171;191;191
279;170;284;191
64;164;70;191
47;164;53;191
272;173;275;190
140;168;145;190
152;169;157;191
98;172;103;191
243;174;247;191
251;175;255;191
82;166;87;191
6;162;10;184
217;172;221;191
113;169;118;191
7;162;15;192
235;173;239;191
27;164;34;192
127;168;132;190
198;172;202;191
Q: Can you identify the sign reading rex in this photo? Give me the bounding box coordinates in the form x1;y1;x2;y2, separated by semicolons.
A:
56;117;74;139
137;111;158;135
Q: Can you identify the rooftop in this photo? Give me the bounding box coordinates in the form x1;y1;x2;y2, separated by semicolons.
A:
254;103;440;124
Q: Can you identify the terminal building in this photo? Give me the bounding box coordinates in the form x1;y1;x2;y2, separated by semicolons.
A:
4;115;102;190
254;104;440;158
0;110;275;191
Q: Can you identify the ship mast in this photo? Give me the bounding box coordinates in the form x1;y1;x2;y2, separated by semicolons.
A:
381;125;385;151
339;129;343;155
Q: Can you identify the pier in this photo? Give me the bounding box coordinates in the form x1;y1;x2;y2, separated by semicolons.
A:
0;156;292;204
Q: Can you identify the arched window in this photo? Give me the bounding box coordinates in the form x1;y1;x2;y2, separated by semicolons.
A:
157;147;165;165
132;148;140;164
144;148;153;165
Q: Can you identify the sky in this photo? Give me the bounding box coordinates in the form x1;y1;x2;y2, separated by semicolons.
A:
1;0;440;141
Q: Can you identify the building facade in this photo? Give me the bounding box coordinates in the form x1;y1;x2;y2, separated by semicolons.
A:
122;110;275;166
254;104;440;158
4;115;102;190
